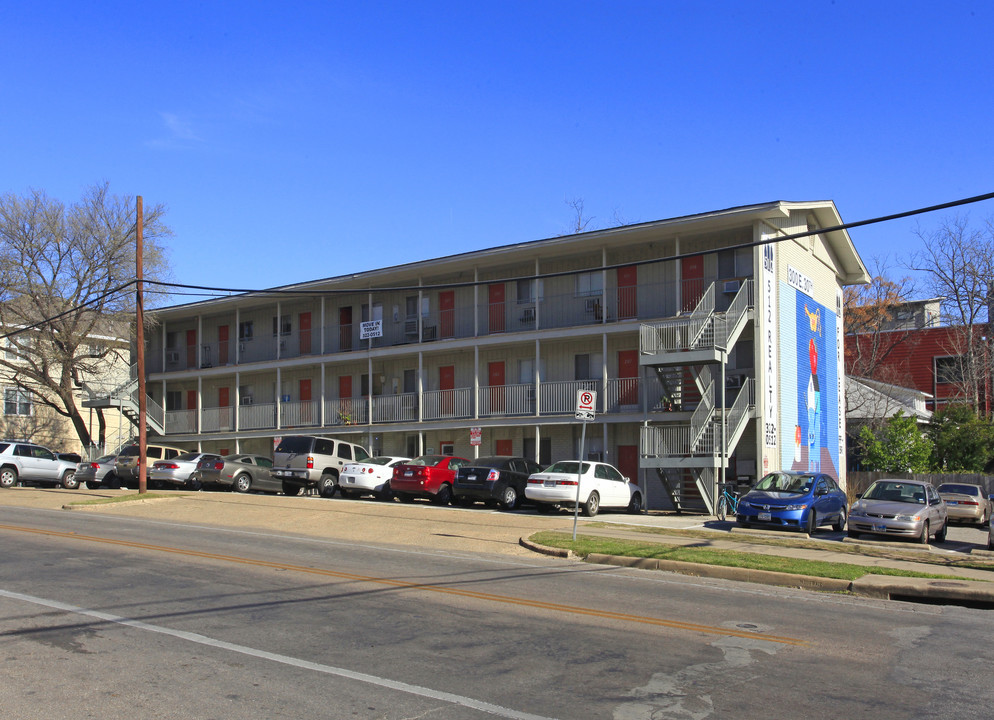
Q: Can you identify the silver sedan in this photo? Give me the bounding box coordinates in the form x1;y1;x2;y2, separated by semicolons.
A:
847;479;948;544
196;454;279;494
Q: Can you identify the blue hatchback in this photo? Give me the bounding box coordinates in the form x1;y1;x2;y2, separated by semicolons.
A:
735;471;848;534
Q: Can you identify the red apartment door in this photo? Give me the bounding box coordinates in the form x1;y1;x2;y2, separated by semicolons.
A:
488;284;505;334
617;265;637;319
186;389;198;431
617;445;639;485
618;349;639;406
496;439;513;456
339;307;353;351
218;325;229;365
186;329;197;368
339;376;353;424
682;255;704;312
299;312;311;354
219;387;230;429
488;361;505;413
300;378;312;423
440;365;454;415
440;290;455;339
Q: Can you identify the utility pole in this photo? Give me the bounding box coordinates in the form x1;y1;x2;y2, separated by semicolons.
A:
136;197;147;494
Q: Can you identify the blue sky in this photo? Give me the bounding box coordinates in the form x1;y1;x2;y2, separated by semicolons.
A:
3;1;992;299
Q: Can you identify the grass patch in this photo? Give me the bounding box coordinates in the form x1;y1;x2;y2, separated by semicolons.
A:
530;531;977;582
66;493;177;506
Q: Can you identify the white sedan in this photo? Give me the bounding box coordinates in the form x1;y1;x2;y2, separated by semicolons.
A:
525;460;642;517
339;456;411;500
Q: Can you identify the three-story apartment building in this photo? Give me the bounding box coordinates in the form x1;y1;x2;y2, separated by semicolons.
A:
101;200;868;511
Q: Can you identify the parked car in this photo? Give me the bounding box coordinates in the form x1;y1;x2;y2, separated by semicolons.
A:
115;443;187;488
339;456;411;500
75;454;120;489
847;478;948;544
525;460;642;517
391;455;469;504
734;471;848;534
0;440;79;489
195;454;280;493
936;483;990;526
453;456;543;510
271;435;371;497
150;452;222;490
57;452;82;464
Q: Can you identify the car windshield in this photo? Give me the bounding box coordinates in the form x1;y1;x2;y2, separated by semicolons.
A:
754;473;814;494
938;484;979;496
544;461;591;475
863;481;927;504
410;455;446;466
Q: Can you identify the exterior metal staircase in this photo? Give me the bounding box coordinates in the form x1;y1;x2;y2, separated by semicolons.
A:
81;364;165;436
638;280;755;514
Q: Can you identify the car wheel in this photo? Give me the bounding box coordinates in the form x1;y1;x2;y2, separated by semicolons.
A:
0;467;18;488
806;510;817;536
934;521;947;543
716;495;728;522
318;474;337;498
535;502;553;514
282;481;302;496
433;483;453;505
61;470;79;490
187;477;203;492
627;493;643;515
84;480;100;490
378;483;393;502
234;474;252;493
833;507;847;532
918;521;930;545
979;510;988;527
499;486;518;511
582;491;600;517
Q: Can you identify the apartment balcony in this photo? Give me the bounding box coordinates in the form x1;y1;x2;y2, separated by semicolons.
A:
154;378;655;435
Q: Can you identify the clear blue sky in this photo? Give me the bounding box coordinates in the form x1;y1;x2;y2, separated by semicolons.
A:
3;1;992;299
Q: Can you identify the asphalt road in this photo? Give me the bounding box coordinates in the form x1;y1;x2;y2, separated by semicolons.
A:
2;503;994;719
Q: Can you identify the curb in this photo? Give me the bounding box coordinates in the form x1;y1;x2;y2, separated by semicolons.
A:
521;537;994;607
62;496;181;511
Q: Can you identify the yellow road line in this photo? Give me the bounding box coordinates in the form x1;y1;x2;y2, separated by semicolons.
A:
0;523;808;647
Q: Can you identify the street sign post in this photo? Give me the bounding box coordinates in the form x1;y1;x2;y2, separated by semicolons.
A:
572;390;597;540
470;427;482;446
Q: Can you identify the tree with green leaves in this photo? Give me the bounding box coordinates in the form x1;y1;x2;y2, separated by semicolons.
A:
928;402;994;472
857;411;933;473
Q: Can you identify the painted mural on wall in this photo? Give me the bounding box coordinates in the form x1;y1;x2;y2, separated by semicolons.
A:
779;281;840;479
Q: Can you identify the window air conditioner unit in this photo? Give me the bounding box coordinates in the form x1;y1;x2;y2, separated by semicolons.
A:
166;351;179;364
520;306;536;323
238;342;247;353
723;280;741;294
404;318;418;335
241;395;254;405
279;339;287;352
726;374;743;388
585;298;600;313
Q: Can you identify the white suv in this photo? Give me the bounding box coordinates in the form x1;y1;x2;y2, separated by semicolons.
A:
0;440;80;489
272;435;371;497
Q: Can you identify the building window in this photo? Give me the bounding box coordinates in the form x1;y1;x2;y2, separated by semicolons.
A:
272;315;291;337
239;321;254;341
4;387;32;416
574;353;603;381
935;356;966;384
575;272;603;298
165;390;182;411
517;279;544;304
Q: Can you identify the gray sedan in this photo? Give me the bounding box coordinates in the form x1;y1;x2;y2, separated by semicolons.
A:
196;454;279;494
847;479;948;544
75;455;119;489
150;452;222;491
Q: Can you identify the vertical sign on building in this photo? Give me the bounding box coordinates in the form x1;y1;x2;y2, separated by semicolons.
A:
836;288;846;487
762;241;778;470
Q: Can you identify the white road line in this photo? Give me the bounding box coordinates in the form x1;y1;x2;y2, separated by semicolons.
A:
0;587;559;720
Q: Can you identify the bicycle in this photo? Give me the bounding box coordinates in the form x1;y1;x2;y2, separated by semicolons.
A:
715;482;739;521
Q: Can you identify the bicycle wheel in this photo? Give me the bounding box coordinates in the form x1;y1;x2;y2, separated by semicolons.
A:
716;495;728;522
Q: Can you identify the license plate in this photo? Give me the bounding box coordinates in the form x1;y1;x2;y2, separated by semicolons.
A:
874;524;888;532
468;474;476;481
758;512;771;522
405;471;413;477
947;500;958;505
544;480;555;487
344;477;354;484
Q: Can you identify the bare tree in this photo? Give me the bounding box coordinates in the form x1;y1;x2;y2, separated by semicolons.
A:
0;182;172;448
908;215;994;412
564;196;595;234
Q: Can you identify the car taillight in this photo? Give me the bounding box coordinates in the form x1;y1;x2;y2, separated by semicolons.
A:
527;478;542;484
158;463;179;470
307;455;314;469
961;500;979;506
557;480;578;486
89;463;100;470
487;469;500;481
213;461;224;470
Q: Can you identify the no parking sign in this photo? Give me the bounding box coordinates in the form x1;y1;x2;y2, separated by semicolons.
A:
575;390;596;421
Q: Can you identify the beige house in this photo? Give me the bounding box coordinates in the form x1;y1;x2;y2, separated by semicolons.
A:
101;201;869;511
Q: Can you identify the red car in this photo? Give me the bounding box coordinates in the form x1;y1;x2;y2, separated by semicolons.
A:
391;455;469;505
